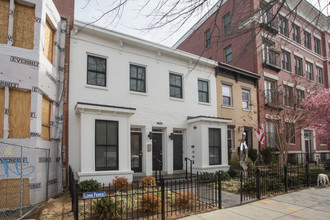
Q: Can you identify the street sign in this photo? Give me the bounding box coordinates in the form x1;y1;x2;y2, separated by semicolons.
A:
83;191;106;199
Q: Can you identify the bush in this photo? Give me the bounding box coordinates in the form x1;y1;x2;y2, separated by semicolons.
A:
229;156;255;171
228;169;240;179
79;179;101;192
139;176;156;188
112;176;129;190
260;147;275;164
175;191;194;208
92;197;122;219
141;193;161;213
248;149;258;163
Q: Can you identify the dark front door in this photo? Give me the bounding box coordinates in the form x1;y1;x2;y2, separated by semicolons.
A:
152;133;162;170
244;128;253;149
173;134;183;170
131;132;142;172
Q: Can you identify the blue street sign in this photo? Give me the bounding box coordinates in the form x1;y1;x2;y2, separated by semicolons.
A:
83;191;106;199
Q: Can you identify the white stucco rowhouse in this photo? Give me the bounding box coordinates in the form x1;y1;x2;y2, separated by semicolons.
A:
69;21;231;184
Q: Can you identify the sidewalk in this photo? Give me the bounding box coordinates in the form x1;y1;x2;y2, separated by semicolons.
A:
181;187;330;220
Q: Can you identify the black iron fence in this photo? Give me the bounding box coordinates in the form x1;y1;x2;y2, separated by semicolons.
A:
69;167;221;220
240;163;328;202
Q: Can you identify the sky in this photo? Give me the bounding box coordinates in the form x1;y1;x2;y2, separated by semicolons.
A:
74;0;329;48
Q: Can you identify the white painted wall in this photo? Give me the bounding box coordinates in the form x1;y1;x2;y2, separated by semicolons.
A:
69;21;231;184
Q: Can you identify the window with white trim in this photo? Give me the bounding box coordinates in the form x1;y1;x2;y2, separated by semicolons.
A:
209;128;221;165
224;45;232;62
242;89;250;109
169;73;182;98
304;31;311;49
316;67;323;84
222;84;232;106
306;62;313;81
223;13;231;36
292;24;300;43
198;80;209;103
282;51;291;71
294;56;303;76
314;37;321;54
279;16;288;36
130;64;146;93
87;55;106;87
205;29;211;48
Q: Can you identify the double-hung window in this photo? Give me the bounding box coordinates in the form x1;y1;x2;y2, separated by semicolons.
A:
242;89;250;109
264;80;276;105
282;51;291;71
205;29;211;48
316;67;323;84
285;123;295;144
314;37;321;54
87;55;106;86
294;56;303;76
296;89;304;109
169;73;182;99
198;80;209;103
292;24;300;43
223;13;231;36
284;86;293;107
224;45;232;62
130;64;146;93
304;31;311;49
209;128;221;165
279;16;288;36
222;84;232;106
306;62;313;81
95;120;118;171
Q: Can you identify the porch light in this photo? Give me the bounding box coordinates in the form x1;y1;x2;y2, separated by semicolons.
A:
148;132;153;139
169;133;174;140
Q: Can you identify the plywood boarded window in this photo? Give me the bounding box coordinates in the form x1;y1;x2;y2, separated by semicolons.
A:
8;89;31;138
0;87;4;138
44;19;55;63
12;2;35;49
42;96;51;141
0;0;10;44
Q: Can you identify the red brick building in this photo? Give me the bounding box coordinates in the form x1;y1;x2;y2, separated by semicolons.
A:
175;0;329;163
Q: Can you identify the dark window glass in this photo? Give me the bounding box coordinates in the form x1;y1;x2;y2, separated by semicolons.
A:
223;13;231;36
284;86;293;107
316;67;323;84
292;24;300;43
282;51;291;71
297;89;305;109
224;45;232;62
306;62;313;81
304;31;311;49
198;80;209;103
205;29;211;48
294;56;303;76
279;16;288;36
130;64;146;93
314;37;321;54
87;55;106;86
95;120;118;171
169;73;182;98
209;128;221;165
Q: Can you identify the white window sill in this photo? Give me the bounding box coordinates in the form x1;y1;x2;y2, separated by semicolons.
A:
130;91;148;96
85;84;109;91
242;108;253;112
169;97;184;102
282;69;292;74
198;101;211;106
320;144;327;146
222;105;235;110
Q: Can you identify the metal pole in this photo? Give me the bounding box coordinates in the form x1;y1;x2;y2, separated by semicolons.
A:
240;171;243;203
284;165;288;192
218;171;222;209
161;177;165;220
185;158;188;179
256;168;260;200
19;146;23;217
46;149;50;201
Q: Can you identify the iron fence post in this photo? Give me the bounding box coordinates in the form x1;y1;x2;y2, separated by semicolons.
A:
306;163;310;187
218;171;222;209
71;172;74;211
75;180;79;220
284;165;288;192
256;168;260;200
161;177;165;220
240;171;243;203
185;157;188;179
